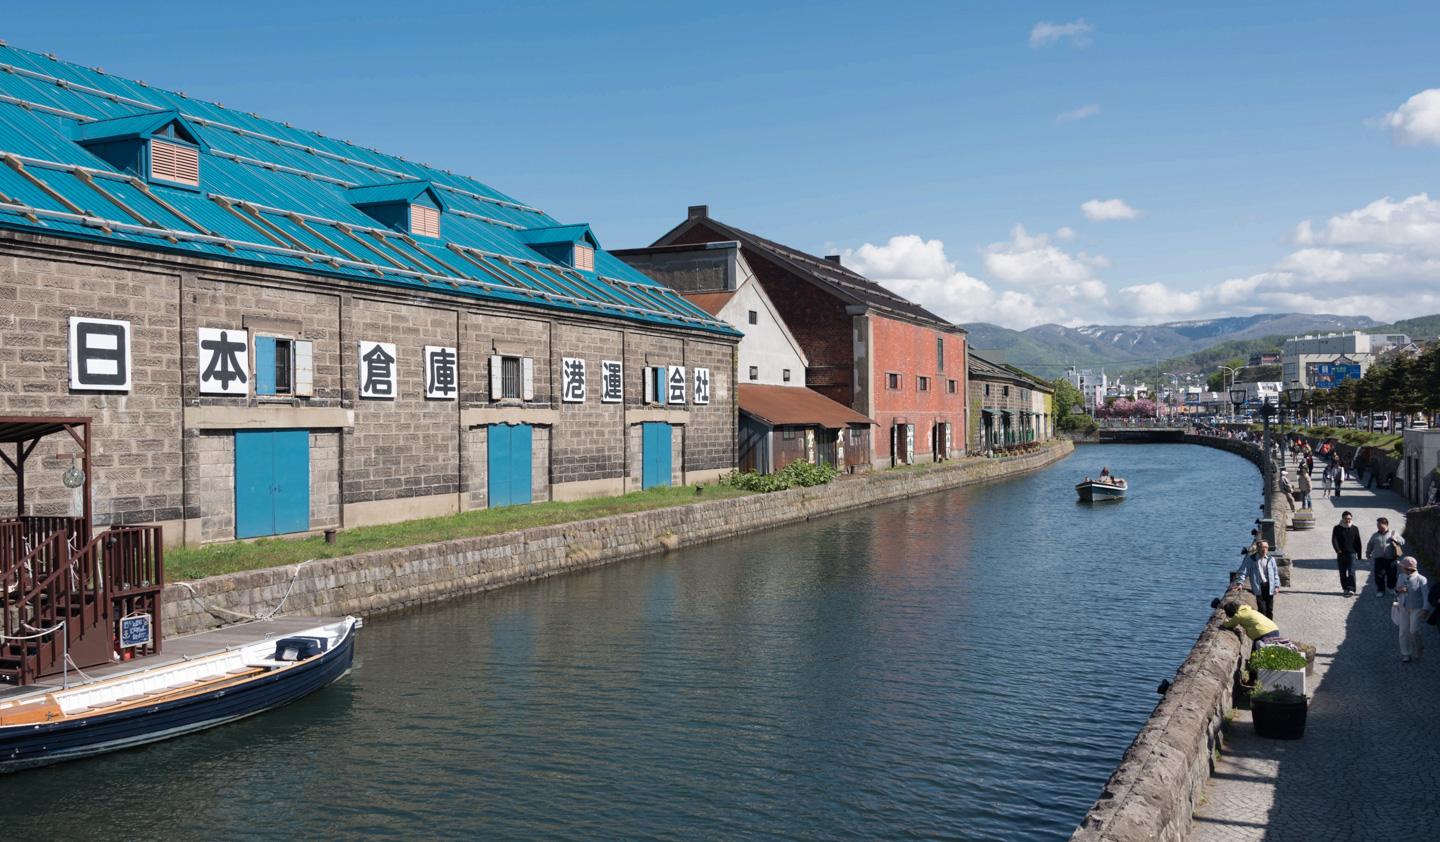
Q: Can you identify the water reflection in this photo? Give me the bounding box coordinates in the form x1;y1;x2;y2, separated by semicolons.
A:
0;444;1258;842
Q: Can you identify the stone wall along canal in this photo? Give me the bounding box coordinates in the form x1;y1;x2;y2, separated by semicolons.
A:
0;443;1261;841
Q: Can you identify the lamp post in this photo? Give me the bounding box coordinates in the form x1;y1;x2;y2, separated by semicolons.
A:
1220;365;1242;423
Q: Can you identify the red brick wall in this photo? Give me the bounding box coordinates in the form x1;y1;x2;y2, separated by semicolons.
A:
871;316;967;462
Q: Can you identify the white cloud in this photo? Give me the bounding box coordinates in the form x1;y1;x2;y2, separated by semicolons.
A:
1030;19;1094;48
1380;89;1440;147
1056;104;1101;123
1291;194;1440;255
836;191;1440;330
1081;198;1141;221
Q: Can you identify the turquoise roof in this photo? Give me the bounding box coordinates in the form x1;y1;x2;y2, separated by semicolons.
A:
0;44;735;336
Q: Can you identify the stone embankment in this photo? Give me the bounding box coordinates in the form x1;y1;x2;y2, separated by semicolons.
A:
1070;434;1273;842
161;442;1073;637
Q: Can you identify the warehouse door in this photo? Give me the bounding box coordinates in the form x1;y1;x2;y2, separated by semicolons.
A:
235;430;310;539
642;422;672;489
487;423;533;508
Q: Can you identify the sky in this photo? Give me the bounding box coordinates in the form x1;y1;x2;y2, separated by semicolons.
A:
6;1;1440;330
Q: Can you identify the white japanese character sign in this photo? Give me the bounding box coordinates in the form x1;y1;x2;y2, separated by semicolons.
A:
561;357;587;403
198;327;249;396
693;367;710;405
69;316;131;391
667;365;686;404
425;346;457;400
359;341;397;399
601;360;623;403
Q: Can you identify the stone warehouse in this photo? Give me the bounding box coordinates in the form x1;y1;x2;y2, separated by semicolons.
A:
0;44;739;547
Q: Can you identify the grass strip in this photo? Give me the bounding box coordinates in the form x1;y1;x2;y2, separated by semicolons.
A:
165;483;756;581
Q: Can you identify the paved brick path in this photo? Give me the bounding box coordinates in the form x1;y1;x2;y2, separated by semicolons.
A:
1190;463;1438;842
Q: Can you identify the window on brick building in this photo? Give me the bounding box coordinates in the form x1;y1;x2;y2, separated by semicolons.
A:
491;355;534;401
1003;385;1009;397
749;366;759;381
918;376;930;391
748;310;758;325
984;384;990;396
937;338;944;372
502;357;521;398
255;336;313;397
948;379;957;394
887;372;901;390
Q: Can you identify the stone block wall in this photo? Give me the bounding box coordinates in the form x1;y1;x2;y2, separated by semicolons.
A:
552;323;625;485
160;441;1074;636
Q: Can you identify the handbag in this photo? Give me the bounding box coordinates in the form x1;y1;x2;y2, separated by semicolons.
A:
1393;600;1402;626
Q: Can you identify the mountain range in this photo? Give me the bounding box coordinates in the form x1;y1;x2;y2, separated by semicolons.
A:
963;313;1383;377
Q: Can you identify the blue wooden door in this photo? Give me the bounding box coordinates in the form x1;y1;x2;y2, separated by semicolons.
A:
488;424;533;508
642;422;672;489
235;430;310;539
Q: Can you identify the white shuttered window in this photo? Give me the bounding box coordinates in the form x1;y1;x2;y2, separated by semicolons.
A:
411;204;441;238
150;140;199;186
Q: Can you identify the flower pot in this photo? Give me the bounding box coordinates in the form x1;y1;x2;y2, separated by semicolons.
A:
1252;697;1307;739
1257;667;1306;696
1291;512;1316;530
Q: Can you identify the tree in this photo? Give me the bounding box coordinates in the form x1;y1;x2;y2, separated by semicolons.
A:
1051;377;1089;430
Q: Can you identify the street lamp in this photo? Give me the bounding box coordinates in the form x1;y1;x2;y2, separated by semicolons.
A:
1220;365;1243;423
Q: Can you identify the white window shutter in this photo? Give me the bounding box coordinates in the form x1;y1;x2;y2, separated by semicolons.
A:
490;355;503;400
522;357;534;400
644;367;654;403
294;340;314;397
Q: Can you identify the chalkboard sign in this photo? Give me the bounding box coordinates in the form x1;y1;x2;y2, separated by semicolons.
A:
119;614;152;648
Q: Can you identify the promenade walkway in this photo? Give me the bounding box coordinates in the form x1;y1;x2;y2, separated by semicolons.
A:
1191;465;1438;842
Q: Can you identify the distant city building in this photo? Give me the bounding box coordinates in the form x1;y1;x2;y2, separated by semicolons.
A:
1247;351;1281;366
1282;331;1410;389
1063;366;1109;412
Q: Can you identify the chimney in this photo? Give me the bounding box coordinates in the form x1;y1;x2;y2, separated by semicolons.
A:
824;255;842;264
688;205;709;220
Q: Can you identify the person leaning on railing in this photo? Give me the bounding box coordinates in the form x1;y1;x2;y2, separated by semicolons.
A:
1221;602;1281;641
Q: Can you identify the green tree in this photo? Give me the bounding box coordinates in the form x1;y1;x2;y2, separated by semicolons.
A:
1050;377;1089;430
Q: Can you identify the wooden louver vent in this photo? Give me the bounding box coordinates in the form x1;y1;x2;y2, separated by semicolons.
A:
411;205;441;238
574;244;594;271
150;139;199;186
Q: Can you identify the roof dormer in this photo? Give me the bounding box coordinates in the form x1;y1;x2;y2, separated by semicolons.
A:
518;225;602;272
346;181;448;239
78;111;206;189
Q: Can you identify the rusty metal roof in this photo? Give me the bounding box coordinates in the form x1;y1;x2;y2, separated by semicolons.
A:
738;384;874;429
681;291;736;317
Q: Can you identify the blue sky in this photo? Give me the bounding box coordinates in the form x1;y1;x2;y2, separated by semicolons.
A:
7;1;1440;328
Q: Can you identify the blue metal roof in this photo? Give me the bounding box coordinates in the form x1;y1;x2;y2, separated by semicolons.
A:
0;43;735;337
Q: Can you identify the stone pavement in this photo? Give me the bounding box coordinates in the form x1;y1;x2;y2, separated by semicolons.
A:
1190;462;1439;842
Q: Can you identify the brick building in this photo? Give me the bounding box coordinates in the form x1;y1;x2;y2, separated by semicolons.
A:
616;207;967;465
0;45;738;547
967;350;1055;451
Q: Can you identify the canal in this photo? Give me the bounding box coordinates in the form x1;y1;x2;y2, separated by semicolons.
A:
1;443;1260;841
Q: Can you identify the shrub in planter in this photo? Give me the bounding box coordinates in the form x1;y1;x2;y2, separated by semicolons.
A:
1250;645;1307;696
1250;687;1308;739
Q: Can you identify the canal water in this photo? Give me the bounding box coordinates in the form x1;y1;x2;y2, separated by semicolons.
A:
1;444;1260;841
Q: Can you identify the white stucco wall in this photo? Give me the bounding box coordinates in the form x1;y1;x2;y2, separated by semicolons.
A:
718;280;808;387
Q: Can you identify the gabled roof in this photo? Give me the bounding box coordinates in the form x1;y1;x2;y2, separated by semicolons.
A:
653;211;964;334
0;43;734;337
738;384;874;429
345;180;448;210
968;348;1052;390
77;110;207;149
516;224;600;250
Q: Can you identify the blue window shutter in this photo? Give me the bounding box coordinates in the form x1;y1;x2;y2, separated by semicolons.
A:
255;336;276;395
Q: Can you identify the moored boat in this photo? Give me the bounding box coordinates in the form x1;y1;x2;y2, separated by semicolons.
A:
1076;478;1128;502
0;616;359;773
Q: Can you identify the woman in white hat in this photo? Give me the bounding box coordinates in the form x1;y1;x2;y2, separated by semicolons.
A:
1395;556;1430;663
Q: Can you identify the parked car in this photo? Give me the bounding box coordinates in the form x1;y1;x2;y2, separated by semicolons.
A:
1411;418;1430;429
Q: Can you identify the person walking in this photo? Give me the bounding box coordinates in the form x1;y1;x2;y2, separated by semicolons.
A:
1334;463;1346;498
1331;511;1362;596
1322;462;1333;498
1232;540;1280;619
1394;556;1430;663
1367;517;1405;597
1297;468;1312;508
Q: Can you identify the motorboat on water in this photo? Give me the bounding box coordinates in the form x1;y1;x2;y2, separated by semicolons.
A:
1076;477;1128;502
0;616;359;773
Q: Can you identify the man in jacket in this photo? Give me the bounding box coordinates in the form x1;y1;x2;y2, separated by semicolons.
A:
1297;469;1312;509
1366;516;1405;597
1232;540;1280;619
1331;511;1362;596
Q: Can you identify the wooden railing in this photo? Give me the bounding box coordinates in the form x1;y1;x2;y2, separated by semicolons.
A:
103;526;164;660
0;530;104;685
